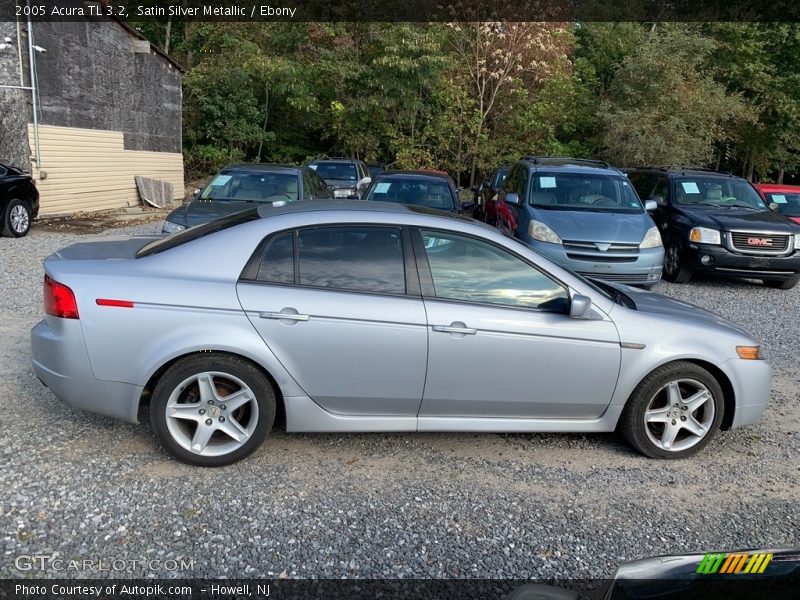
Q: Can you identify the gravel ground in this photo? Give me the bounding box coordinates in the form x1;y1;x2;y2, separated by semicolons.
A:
0;224;797;581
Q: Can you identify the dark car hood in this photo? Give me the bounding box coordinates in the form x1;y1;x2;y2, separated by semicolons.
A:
677;206;799;232
535;209;652;243
166;200;266;227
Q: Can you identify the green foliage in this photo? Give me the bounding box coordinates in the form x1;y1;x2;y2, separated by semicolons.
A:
134;21;800;183
597;26;749;167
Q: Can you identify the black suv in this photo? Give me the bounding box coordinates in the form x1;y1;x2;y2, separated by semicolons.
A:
627;167;800;289
308;157;372;199
0;162;39;238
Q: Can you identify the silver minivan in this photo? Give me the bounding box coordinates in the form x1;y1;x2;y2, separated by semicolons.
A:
497;158;664;286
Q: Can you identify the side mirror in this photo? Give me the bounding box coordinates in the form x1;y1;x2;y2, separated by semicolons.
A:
505;192;520;206
460;201;476;213
191;188;200;198
650;195;666;207
569;294;592;319
644;199;657;212
358;176;372;188
768;202;779;212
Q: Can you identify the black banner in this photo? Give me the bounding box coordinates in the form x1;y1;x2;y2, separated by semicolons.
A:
3;0;800;22
2;578;800;600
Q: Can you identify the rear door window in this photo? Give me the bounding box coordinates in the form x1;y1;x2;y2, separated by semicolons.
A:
297;226;406;294
256;232;295;284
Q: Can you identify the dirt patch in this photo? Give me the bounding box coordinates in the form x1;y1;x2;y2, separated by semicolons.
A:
35;209;172;234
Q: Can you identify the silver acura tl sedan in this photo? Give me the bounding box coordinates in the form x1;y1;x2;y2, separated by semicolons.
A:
31;202;771;466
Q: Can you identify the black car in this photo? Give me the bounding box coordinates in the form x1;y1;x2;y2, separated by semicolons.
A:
627;166;800;289
364;170;475;215
307;158;372;199
472;165;509;224
162;163;331;233
0;162;39;238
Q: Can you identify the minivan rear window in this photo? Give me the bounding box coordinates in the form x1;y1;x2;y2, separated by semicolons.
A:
136;209;261;258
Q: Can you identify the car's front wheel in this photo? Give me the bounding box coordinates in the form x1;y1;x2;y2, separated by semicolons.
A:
663;237;693;283
763;273;799;290
150;353;276;466
620;362;724;459
2;199;32;237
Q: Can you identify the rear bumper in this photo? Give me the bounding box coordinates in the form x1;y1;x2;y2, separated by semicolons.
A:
31;319;142;423
525;237;664;285
685;243;800;280
722;357;772;428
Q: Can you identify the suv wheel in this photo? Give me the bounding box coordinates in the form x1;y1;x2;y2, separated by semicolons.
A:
663;237;693;283
620;361;724;459
763;274;799;290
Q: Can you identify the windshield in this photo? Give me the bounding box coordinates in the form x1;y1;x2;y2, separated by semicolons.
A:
309;162;358;181
763;191;800;217
200;171;298;202
529;173;643;213
366;177;455;211
675;177;766;209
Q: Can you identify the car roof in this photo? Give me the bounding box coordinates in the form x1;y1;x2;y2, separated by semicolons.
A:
754;183;800;192
255;199;469;222
308;158;361;165
375;170;452;182
519;157;623;176
627;166;746;180
223;163;300;173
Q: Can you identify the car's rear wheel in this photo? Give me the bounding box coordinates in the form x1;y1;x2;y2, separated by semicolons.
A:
763;273;799;290
2;199;32;237
663;237;693;283
620;362;724;459
150;353;276;466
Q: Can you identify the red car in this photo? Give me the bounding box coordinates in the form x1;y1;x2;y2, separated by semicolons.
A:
754;183;800;224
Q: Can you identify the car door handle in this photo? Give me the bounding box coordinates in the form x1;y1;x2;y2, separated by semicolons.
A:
432;324;477;335
259;311;310;321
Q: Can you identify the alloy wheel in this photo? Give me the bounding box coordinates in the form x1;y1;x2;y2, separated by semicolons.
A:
164;371;259;457
643;378;715;452
10;204;30;234
664;244;679;275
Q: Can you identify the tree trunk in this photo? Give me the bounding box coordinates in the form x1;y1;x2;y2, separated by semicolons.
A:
164;17;172;54
777;169;784;184
256;84;269;162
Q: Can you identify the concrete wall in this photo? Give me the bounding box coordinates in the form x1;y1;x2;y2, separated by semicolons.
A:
0;20;32;170
32;20;182;154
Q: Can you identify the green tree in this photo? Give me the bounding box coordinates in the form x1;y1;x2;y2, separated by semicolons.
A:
597;26;748;167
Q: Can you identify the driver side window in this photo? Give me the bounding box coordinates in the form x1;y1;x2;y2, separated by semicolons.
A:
418;229;569;311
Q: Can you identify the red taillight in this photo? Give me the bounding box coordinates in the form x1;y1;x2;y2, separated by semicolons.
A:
43;275;79;319
96;298;134;308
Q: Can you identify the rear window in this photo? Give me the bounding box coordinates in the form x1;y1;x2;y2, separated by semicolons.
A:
308;162;358;181
137;209;261;258
366;177;455;211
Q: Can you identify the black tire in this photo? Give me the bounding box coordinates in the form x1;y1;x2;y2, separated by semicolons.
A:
763;273;799;290
150;353;276;466
619;361;724;459
1;199;32;237
662;236;693;284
